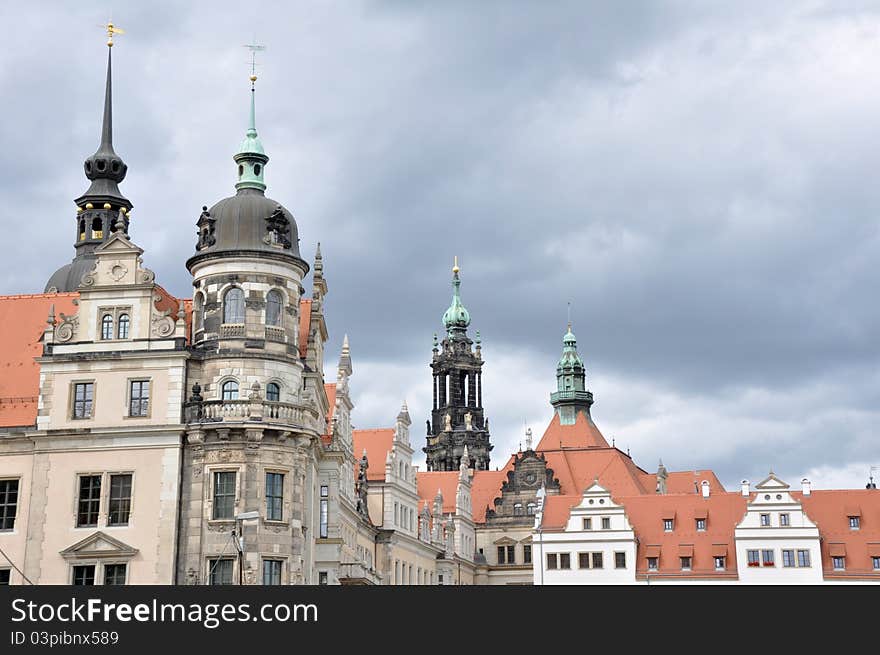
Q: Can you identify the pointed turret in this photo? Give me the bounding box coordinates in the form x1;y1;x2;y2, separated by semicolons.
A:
442;256;470;338
46;35;133;292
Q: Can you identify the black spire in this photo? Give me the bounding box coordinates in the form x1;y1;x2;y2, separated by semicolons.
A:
45;42;133;293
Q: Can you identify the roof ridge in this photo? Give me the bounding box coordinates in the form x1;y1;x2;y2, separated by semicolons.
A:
0;292;80;300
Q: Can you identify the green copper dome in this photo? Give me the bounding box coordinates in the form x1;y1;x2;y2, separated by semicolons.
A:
442;261;470;334
234;85;268;192
556;324;584;373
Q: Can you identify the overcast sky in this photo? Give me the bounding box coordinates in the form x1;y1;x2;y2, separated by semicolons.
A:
1;1;878;490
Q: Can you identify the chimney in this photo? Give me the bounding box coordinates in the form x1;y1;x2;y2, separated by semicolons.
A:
740;480;749;497
801;478;811;496
701;480;710;498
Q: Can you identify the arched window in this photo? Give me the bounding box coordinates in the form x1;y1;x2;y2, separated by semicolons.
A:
513;503;524;516
91;216;103;240
526;503;537;516
117;314;130;339
265;290;283;326
221;381;239;400
266;382;280;402
78;219;86;241
194;293;204;332
223;287;245;324
101;314;113;340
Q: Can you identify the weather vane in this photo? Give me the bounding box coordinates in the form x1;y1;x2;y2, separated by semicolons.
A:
243;40;266;88
567;301;572;330
100;20;125;47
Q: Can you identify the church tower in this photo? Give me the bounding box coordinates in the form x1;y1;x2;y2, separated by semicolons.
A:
46;30;133;292
424;259;492;471
549;323;594;424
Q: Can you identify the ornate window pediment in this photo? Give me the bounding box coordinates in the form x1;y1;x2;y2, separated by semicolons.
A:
60;531;139;561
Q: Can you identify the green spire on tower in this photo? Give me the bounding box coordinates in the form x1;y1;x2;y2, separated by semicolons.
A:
550;321;593;424
442;256;471;336
235;42;268;192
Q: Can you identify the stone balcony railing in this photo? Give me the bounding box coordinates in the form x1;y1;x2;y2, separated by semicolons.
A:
184;398;318;431
264;326;286;343
220;323;246;338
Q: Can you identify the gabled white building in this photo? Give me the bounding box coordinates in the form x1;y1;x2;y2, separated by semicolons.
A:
734;474;822;584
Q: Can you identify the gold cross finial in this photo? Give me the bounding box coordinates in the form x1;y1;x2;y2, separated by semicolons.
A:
243;40;266;88
100;21;125;47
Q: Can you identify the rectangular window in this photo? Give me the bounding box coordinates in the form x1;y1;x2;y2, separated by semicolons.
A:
582;518;592;530
832;556;845;570
209;559;233;585
849;516;860;529
872;557;880;570
128;380;150;417
747;550;760;567
0;569;9;585
696;518;706;531
615;552;626;569
762;549;775;567
680;556;692;570
265;472;283;521
547;553;558;570
72;565;95;585
780;513;790;526
663;519;673;531
319;485;329;538
760;513;770;526
714;556;725;571
782;549;795;568
263;560;282;585
212;471;235;520
601;517;611;530
0;479;19;530
72;382;94;419
797;550;811;567
592;552;604;569
107;474;132;526
647;557;658;571
76;475;101;527
578;552;590;569
506;545;515;564
104;563;127;585
559;553;571;570
523;545;532;564
318;571;328;585
497;546;506;565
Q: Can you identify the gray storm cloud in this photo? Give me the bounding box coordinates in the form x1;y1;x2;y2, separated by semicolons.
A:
0;1;877;489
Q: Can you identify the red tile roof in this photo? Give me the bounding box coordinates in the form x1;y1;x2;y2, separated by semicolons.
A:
352;428;395;481
417;471;460;515
322;383;337;445
535;411;609;450
619;492;747;579
799;490;880;579
0;293;79;428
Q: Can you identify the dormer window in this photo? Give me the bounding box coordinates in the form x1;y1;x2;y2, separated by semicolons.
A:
663;519;673;532
526;503;536;516
601;517;611;530
780;513;790;526
513;503;523;516
583;518;592;530
848;516;860;530
832;556;845;570
760;513;771;526
696;518;706;531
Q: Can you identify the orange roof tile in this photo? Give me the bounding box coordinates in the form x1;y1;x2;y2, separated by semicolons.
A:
298;299;312;358
0;293;79;428
352;428;394;481
799;490;880;578
664;470;727;494
322;383;337;445
535;411;610;450
153;284;192;344
621;493;746;578
417;471;460;515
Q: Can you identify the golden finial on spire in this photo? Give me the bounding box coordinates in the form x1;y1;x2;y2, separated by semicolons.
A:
453;255;460;274
243;40;266;88
100;21;125;47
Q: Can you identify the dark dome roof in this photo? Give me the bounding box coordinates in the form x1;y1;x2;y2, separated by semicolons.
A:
44;254;96;293
188;188;302;267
